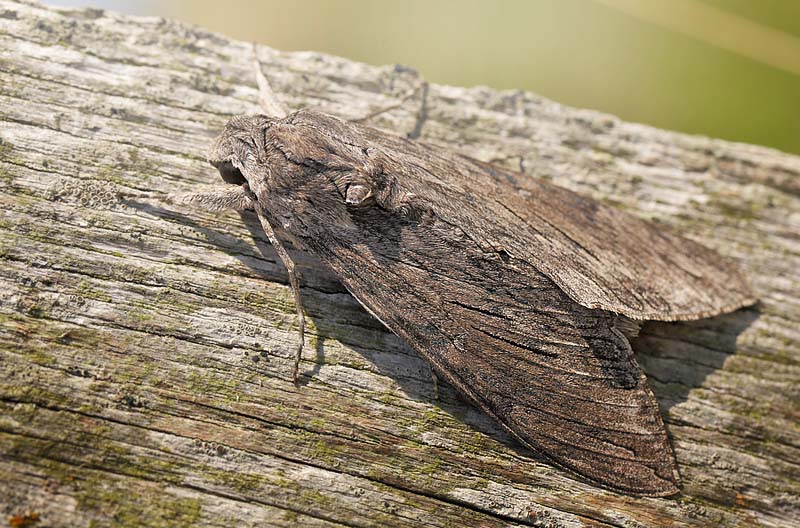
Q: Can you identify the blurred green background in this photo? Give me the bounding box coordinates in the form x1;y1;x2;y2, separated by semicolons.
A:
50;0;800;155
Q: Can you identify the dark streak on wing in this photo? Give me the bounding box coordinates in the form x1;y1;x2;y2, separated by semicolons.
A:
342;120;756;321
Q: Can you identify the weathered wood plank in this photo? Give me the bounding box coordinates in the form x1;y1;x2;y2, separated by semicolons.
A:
0;1;798;526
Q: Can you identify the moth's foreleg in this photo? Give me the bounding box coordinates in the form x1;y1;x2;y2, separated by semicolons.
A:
167;184;254;213
241;185;305;382
172;181;306;382
258;213;305;382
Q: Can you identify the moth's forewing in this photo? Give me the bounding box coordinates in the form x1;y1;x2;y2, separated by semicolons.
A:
234;110;758;494
362;124;755;322
236;111;694;495
275;180;681;495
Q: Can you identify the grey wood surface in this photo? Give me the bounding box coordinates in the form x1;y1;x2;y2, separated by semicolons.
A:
1;1;798;526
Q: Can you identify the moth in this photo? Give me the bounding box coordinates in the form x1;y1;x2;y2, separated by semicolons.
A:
173;52;756;497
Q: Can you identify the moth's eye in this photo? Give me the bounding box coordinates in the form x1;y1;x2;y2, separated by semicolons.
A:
345;184;372;205
213;160;246;185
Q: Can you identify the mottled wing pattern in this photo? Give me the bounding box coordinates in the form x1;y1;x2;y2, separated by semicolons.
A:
291;112;755;321
235;111;758;494
293;195;680;496
462;156;757;321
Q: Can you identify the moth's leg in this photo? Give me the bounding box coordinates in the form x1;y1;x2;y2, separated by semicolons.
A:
260;217;304;382
252;44;288;118
244;185;305;382
167;184;254;212
174;181;305;381
613;315;642;339
431;368;439;401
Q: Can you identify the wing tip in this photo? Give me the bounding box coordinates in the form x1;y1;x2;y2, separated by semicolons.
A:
636;294;758;323
650;483;682;498
570;457;682;497
626;471;682;498
609;286;758;323
630;461;682;497
555;251;759;323
565;454;682;498
625;482;681;498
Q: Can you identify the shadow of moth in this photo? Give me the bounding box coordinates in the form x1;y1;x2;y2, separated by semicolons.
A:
173;49;756;497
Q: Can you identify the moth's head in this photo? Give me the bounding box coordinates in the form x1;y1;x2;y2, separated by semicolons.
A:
184;110;414;241
207;111;381;210
207;114;273;187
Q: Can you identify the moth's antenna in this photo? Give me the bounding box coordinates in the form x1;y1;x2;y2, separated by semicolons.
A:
252;44;288;118
249;196;305;382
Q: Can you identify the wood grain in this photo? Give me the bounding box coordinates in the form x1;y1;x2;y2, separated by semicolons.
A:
0;1;798;526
